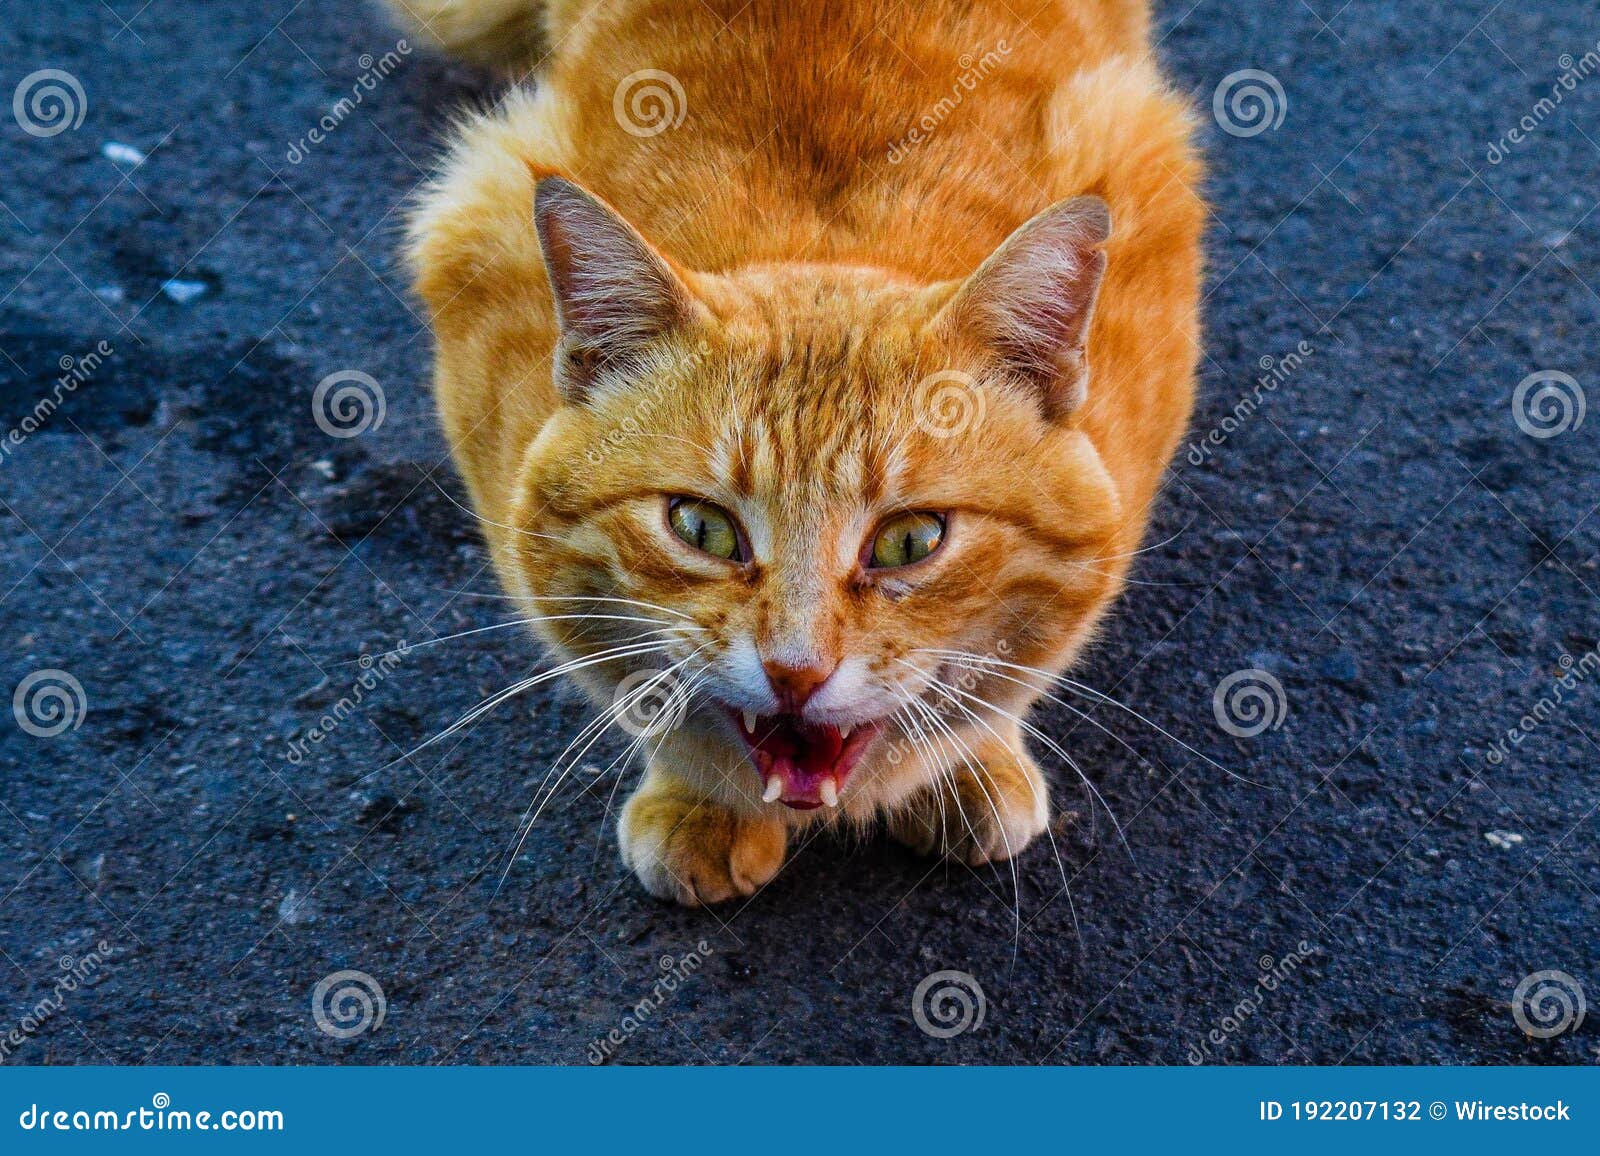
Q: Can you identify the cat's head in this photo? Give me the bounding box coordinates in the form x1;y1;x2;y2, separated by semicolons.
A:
507;177;1125;812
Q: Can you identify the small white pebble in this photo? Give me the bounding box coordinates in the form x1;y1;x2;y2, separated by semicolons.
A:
278;888;321;925
161;278;208;304
102;141;146;166
1484;830;1524;850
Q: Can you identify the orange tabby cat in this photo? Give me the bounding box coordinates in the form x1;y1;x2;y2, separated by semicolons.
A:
383;0;1203;904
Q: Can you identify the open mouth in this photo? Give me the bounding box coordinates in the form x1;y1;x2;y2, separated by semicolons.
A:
729;709;880;810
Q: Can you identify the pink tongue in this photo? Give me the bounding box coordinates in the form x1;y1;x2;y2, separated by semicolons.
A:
753;724;844;803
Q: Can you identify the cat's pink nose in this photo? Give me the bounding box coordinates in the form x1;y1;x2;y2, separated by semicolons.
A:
762;659;834;711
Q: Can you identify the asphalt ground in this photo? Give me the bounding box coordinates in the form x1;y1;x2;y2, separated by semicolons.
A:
0;0;1597;1063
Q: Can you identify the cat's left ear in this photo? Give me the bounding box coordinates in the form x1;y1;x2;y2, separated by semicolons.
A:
533;175;705;401
935;197;1111;420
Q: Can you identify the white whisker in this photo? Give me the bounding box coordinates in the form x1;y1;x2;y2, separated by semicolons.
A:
345;615;701;667
523;653;699;828
916;649;1259;786
427;476;569;545
592;662;711;859
902;658;1134;863
515;593;700;623
372;638;681;778
904;694;1023;945
911;703;987;856
890;705;953;851
1090;519;1194;563
440;590;701;624
913;670;1075;905
500;651;709;889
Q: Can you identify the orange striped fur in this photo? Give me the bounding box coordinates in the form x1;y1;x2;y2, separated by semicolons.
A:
386;0;1204;904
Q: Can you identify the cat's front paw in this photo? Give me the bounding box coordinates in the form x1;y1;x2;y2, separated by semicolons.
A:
888;749;1050;867
619;774;787;905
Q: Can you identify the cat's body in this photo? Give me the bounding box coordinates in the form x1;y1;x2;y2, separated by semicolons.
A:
388;0;1203;904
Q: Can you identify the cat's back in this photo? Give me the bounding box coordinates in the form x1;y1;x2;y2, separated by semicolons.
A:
538;0;1165;274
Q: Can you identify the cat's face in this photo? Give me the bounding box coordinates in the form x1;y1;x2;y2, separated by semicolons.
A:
506;179;1124;813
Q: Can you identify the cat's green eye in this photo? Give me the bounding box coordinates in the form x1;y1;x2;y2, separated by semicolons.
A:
668;498;743;561
869;512;945;569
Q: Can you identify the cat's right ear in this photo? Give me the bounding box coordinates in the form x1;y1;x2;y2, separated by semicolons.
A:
935;196;1111;420
533;175;703;401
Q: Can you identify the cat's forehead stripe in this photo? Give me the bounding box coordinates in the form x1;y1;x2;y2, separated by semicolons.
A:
718;400;899;509
712;421;754;496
